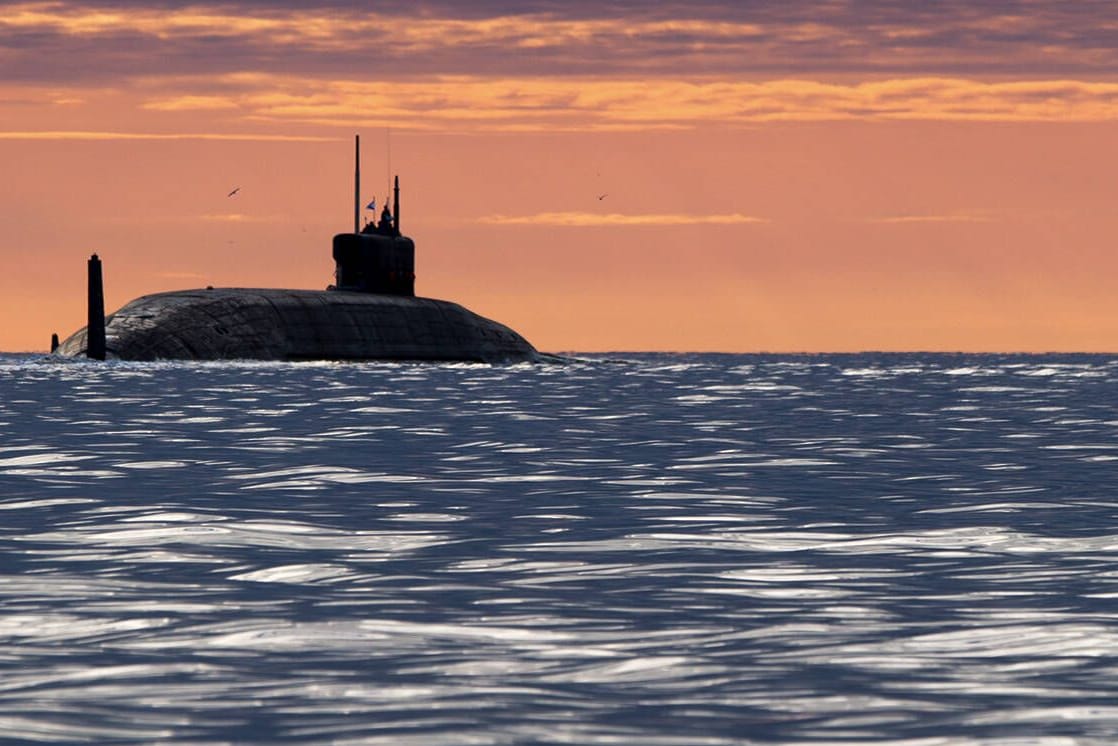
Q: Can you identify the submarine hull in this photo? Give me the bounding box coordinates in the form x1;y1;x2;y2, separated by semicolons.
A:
56;288;538;364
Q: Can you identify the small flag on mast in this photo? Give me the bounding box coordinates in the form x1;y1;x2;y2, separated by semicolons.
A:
366;198;376;211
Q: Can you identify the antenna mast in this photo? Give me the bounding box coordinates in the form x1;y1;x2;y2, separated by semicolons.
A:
353;134;360;233
393;175;400;235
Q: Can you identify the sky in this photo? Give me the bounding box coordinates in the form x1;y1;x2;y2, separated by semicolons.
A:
5;1;1118;352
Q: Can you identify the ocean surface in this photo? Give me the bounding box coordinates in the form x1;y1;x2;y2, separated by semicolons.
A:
2;352;1118;744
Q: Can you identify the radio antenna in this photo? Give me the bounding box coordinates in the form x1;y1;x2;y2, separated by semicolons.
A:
353;134;360;233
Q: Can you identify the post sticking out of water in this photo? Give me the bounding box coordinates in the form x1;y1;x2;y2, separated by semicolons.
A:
354;134;361;234
87;254;106;360
393;175;400;235
50;333;59;353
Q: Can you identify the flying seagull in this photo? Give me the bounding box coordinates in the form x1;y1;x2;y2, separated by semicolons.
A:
227;187;240;197
597;193;608;201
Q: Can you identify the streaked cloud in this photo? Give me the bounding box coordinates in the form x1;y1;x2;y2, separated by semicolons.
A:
0;130;338;141
198;213;270;223
8;1;1118;84
9;75;1118;136
7;3;1118;134
479;212;768;227
868;212;999;225
142;96;239;112
143;76;1118;130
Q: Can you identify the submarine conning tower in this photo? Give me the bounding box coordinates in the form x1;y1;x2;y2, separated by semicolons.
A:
332;135;415;296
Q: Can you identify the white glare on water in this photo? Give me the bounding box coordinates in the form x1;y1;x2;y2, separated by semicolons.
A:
2;352;1118;744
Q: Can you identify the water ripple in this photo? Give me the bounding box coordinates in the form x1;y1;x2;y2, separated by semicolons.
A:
3;352;1118;742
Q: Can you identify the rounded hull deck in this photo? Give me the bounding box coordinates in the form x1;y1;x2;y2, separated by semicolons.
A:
56;288;539;364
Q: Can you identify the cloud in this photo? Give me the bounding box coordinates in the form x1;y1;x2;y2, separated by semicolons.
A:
142;95;239;111
182;76;1118;130
869;213;997;225
198;213;270;223
10;4;1118;134
8;1;1118;84
0;130;339;141
9;75;1118;136
478;212;768;226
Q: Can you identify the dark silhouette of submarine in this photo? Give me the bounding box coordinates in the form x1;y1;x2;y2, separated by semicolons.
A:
55;136;539;364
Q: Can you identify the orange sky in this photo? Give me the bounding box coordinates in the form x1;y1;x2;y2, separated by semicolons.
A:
5;2;1118;352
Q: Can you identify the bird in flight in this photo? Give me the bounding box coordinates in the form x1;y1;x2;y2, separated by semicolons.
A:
597;193;608;201
227;187;240;197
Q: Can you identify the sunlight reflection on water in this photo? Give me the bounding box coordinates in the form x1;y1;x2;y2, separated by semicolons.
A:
1;352;1118;743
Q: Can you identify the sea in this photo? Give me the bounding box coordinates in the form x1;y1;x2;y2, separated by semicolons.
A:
2;351;1118;745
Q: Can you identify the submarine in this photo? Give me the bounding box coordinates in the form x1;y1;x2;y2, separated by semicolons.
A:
55;136;539;364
